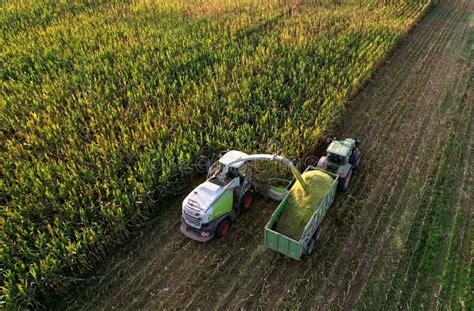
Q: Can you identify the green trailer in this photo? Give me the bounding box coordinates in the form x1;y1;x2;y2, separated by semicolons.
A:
264;166;339;260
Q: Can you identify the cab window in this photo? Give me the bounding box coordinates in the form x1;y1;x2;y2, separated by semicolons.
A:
328;153;345;165
238;164;247;177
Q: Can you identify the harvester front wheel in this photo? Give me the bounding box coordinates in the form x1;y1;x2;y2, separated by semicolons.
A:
215;218;232;238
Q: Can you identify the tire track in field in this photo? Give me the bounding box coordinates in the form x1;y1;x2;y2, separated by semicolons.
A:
444;135;473;308
408;72;472;308
365;55;471;310
417;57;472;302
128;208;266;309
398;91;471;309
378;76;471;310
380;8;472;310
381;150;452;309
433;31;473;308
405;52;473;308
441;102;473;308
356;60;472;310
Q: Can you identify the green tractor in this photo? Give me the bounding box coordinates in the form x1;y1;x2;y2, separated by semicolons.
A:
316;138;361;191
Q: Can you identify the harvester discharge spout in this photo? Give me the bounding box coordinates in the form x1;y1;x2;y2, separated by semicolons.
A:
223;154;308;193
289;164;308;193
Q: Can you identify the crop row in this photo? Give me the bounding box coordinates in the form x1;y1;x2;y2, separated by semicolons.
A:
0;0;433;308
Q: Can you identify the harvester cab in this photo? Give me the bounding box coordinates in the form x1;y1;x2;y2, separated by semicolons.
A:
316;138;361;191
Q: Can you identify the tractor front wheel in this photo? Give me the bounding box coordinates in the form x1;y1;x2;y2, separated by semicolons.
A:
239;188;255;213
215;218;232;238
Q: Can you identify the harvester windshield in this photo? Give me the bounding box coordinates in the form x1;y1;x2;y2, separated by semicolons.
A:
208;161;240;180
208;161;224;179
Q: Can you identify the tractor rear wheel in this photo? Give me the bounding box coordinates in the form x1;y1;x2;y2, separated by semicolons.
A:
351;149;362;169
239;188;255;213
338;169;353;192
215;218;232;238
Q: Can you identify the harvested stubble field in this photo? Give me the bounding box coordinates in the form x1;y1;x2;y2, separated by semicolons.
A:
1;0;472;309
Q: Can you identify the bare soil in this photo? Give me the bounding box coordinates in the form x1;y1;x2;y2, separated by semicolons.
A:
60;0;473;309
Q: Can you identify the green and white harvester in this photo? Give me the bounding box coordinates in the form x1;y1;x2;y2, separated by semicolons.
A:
180;138;361;259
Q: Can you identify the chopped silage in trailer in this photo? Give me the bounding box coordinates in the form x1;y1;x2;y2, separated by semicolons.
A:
275;170;335;240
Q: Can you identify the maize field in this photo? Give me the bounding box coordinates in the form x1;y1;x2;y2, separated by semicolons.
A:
1;0;439;308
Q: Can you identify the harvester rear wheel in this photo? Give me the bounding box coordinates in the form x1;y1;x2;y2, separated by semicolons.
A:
239;188;255;213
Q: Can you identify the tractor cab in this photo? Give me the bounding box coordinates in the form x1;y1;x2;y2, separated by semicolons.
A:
326;139;353;165
317;138;361;191
327;152;347;166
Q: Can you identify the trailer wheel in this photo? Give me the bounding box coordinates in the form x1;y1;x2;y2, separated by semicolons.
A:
338;169;352;192
215;218;231;238
303;227;321;256
314;226;322;240
304;238;316;256
239;188;255;213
